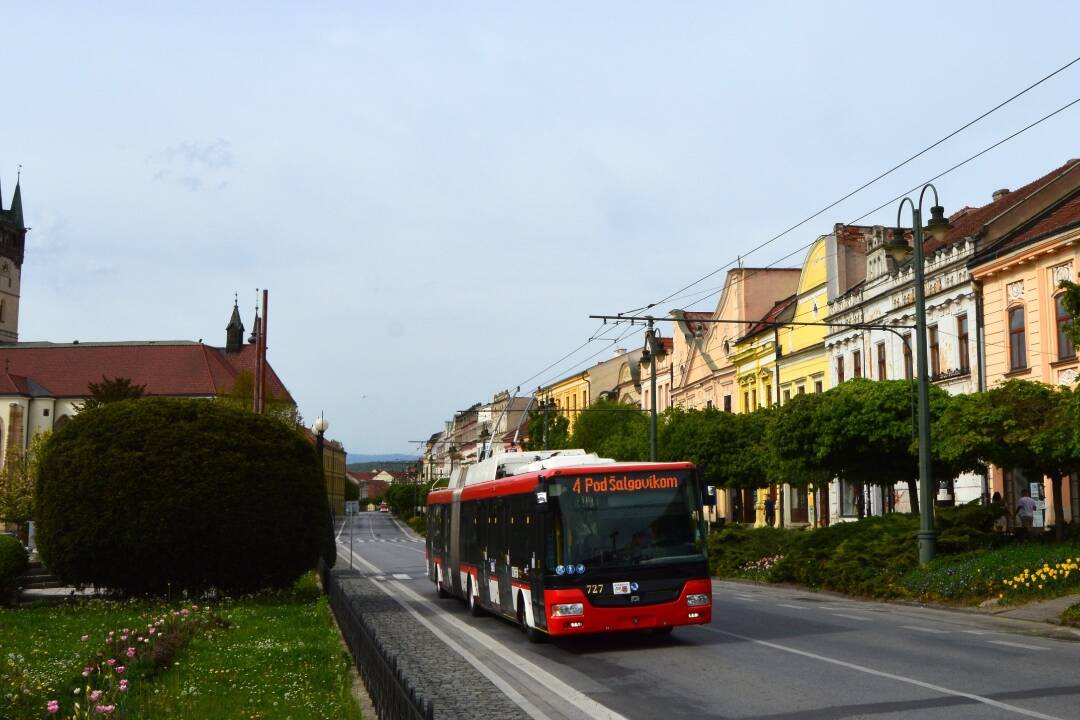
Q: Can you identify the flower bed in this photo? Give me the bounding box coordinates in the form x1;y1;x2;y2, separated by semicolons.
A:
901;543;1080;605
1;573;361;719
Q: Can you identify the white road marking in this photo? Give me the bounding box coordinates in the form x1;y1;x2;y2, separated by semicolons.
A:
902;625;950;634
960;630;995;635
832;613;871;621
373;575;385;581
988;640;1051;651
392;573;411;580
695;625;1064;720
777;603;808;610
340;544;629;720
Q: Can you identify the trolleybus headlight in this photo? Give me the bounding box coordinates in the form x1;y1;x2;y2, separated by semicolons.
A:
686;593;710;607
552;603;584;617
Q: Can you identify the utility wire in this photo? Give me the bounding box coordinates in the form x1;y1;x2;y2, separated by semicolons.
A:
621;55;1080;316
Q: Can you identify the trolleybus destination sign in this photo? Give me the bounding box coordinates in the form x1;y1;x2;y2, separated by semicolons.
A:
567;473;681;495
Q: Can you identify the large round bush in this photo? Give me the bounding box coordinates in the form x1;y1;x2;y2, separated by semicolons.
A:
0;533;28;604
36;398;334;595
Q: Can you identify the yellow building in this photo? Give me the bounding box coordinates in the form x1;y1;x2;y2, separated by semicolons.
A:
773;237;833;526
672;269;801;412
538;371;590;433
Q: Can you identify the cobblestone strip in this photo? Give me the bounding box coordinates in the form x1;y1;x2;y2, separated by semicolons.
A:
332;568;531;720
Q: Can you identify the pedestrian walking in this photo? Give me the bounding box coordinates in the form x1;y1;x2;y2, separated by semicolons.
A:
764;495;776;528
1016;488;1037;536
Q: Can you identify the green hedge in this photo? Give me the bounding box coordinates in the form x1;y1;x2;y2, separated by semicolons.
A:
0;534;28;604
35;398;335;596
711;501;1006;599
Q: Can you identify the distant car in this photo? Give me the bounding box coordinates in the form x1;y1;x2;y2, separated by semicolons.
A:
379;502;390;513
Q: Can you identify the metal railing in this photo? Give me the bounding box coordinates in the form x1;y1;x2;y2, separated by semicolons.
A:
322;563;435;720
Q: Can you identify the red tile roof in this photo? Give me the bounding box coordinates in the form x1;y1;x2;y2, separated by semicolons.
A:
739;295;797;341
0;341;292;401
931;159;1080;253
998;190;1080;249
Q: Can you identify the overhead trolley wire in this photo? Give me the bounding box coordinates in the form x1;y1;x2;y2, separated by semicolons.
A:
620;54;1080;317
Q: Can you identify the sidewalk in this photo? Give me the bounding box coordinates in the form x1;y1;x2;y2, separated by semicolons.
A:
988;591;1080;624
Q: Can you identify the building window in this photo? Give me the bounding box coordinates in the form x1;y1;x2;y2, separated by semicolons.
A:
929;325;940;376
764;386;772;407
877;342;887;380
903;333;913;380
957;314;970;372
814;379;823;393
706;399;714;410
1056;295;1075;361
797;385;806;395
783;389;791;403
751;389;757;410
840;478;861;517
743;392;749;411
853;349;862;379
583;389;588;407
43;408;50;417
723;395;732;412
1009;306;1027;370
836;356;845;384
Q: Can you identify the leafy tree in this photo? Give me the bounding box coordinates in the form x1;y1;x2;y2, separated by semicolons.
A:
79;375;146;410
1060;275;1080;347
0;432;50;542
767;392;831;490
522;402;570;451
815;379;928;514
657;407;769;490
219;369;303;428
942;380;1077;540
570;399;647;460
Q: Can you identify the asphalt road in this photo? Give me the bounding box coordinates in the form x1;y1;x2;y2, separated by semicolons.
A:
336;512;1080;720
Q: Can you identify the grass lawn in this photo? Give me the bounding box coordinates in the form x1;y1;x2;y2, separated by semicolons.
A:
1;573;362;720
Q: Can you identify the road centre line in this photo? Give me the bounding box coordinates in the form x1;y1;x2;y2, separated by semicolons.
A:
694;625;1064;720
776;603;808;610
902;625;950;634
339;543;630;720
988;640;1051;651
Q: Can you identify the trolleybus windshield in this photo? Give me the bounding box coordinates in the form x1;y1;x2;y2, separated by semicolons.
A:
545;470;706;571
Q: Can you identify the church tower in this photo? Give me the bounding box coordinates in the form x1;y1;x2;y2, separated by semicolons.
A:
225;298;245;353
0;177;26;344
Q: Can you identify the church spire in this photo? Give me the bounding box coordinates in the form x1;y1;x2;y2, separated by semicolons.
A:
10;178;22;229
226;295;245;353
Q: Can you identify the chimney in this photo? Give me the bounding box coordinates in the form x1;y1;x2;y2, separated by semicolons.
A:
992;188;1010;202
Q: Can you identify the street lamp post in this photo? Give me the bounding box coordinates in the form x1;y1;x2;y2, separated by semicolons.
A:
886;185;951;565
313;411;330;507
640;318;665;462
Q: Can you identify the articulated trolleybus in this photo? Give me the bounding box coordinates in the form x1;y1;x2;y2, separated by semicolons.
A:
426;450;712;640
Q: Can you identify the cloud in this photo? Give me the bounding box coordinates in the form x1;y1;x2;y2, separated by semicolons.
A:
147;140;234;192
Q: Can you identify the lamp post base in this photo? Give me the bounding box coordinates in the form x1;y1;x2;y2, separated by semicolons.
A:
918;530;937;566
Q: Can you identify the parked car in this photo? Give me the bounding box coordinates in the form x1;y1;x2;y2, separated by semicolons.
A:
379;502;390;513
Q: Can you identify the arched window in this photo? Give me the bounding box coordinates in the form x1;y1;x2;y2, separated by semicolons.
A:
54;414;71;430
1055;294;1075;361
0;299;6;323
1009;306;1027;370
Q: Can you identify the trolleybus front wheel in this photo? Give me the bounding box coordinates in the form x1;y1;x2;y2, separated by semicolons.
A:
467;579;484;617
517;594;546;644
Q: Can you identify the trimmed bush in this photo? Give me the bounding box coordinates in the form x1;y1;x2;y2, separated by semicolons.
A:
0;533;28;604
708;526;799;578
35;398;334;596
1063;602;1080;627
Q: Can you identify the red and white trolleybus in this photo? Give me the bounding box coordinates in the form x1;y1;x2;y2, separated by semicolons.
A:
426;451;712;640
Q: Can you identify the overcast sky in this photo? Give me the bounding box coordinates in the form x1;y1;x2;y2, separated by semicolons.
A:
4;2;1079;454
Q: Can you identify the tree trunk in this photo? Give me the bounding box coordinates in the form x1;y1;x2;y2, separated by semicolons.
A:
907;478;919;515
1050;471;1065;543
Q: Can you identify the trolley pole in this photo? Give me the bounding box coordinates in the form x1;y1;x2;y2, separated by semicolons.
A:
647;318;658;462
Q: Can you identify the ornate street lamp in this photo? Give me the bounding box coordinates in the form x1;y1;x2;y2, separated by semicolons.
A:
639;318;667;462
884;185;951;565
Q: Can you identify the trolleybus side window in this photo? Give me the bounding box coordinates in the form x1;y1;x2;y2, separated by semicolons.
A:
509;494;530;569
